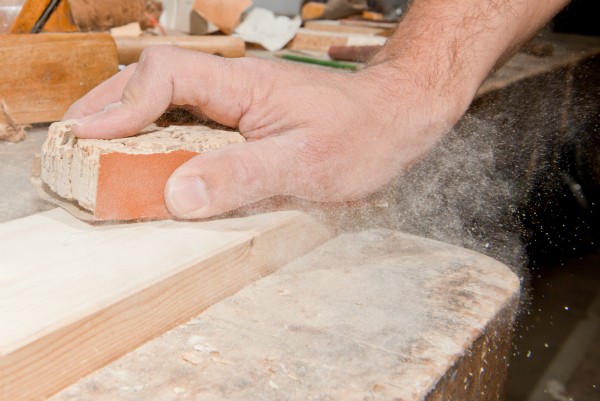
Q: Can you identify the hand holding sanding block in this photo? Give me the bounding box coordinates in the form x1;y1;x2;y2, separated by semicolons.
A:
39;121;245;221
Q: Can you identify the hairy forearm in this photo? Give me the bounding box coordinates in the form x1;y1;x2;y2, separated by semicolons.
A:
366;0;569;116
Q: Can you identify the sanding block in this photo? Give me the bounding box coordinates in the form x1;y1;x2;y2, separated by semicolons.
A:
34;121;245;222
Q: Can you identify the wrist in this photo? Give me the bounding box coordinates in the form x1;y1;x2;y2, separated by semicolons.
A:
357;56;472;137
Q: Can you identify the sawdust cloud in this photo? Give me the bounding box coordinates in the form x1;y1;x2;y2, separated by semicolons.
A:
387;114;527;270
308;111;536;274
322;66;597;278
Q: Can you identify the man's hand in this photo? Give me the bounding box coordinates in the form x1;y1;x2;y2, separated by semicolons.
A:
65;0;568;219
65;49;460;218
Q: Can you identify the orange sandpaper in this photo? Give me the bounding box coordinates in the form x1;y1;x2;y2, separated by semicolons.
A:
94;150;197;221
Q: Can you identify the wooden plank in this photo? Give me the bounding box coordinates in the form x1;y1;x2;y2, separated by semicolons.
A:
48;230;520;401
0;208;331;401
0;33;118;124
288;28;387;53
304;20;390;36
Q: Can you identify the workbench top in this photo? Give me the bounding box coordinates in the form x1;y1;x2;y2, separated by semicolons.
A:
47;229;518;401
0;127;53;223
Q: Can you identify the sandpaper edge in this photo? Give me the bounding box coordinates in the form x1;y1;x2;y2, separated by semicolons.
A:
31;154;99;223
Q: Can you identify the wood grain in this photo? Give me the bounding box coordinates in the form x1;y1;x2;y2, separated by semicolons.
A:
0;208;331;401
304;20;389;36
0;33;118;124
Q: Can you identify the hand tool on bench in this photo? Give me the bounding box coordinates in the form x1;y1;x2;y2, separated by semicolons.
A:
9;0;78;33
0;1;116;126
0;0;244;126
0;32;119;125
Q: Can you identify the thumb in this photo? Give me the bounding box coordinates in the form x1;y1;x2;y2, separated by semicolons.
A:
164;136;294;219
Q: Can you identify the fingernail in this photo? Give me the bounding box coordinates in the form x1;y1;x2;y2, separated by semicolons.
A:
165;176;209;217
71;114;95;128
68;117;93;137
68;119;83;136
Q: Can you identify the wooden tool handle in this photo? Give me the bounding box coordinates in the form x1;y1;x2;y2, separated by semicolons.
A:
0;33;118;124
115;36;246;65
328;45;382;63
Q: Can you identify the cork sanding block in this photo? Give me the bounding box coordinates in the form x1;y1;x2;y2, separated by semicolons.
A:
36;121;245;222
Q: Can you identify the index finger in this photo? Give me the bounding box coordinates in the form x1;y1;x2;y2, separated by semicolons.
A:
63;64;138;120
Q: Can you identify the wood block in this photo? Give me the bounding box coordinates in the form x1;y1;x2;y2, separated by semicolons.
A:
0;33;118;124
69;0;146;31
301;2;326;20
47;230;520;401
40;121;245;221
288;28;387;53
0;207;331;401
304;20;390;36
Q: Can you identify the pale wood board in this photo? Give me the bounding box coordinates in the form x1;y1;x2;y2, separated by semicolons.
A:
49;229;520;401
0;208;331;401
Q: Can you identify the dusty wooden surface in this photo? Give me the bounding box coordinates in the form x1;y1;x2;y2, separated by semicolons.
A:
0;208;330;401
0;128;51;223
47;229;519;401
478;34;600;96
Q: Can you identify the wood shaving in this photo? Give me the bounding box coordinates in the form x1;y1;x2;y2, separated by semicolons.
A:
181;351;203;366
0;100;28;143
210;355;235;365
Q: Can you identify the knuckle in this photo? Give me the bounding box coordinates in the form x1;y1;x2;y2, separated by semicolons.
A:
291;133;347;200
138;45;172;66
137;46;186;79
223;149;270;198
138;46;160;65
